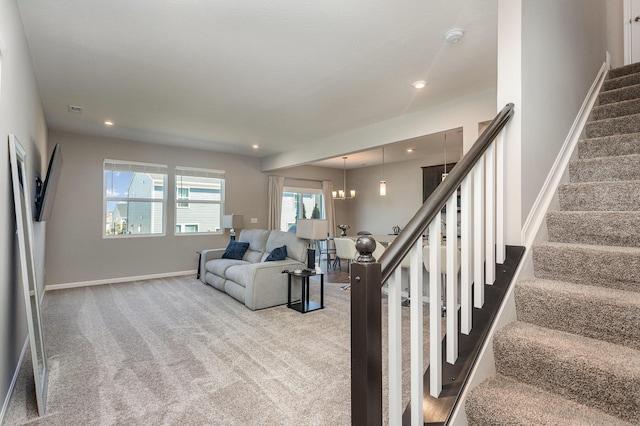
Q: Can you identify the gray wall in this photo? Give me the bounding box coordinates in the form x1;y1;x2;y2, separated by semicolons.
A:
521;0;608;223
499;0;609;243
45;130;268;285
346;151;462;236
0;0;48;416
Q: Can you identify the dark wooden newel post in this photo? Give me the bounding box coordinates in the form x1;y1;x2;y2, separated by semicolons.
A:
351;236;382;426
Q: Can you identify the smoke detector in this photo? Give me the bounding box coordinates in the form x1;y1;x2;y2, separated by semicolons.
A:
444;28;465;44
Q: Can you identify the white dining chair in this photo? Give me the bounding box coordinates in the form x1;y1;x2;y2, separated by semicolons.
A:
334;237;359;290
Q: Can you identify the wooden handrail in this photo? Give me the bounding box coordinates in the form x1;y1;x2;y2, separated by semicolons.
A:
378;103;515;283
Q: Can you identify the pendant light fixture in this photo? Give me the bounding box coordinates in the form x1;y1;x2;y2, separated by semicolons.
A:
442;134;449;181
332;157;355;200
379;147;386;196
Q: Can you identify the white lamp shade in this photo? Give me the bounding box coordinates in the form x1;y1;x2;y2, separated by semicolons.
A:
296;219;328;240
222;214;244;229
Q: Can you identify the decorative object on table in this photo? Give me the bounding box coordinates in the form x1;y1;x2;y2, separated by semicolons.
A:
222;214;244;240
392;225;401;235
337;224;350;236
296;219;329;269
332;157;356;199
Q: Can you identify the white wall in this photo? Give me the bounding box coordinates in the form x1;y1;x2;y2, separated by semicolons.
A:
499;0;608;244
0;0;48;417
607;0;625;68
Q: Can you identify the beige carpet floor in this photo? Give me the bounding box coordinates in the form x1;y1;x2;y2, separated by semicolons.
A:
5;275;431;425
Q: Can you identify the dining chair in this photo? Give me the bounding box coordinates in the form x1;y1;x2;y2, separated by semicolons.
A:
334;237;359;290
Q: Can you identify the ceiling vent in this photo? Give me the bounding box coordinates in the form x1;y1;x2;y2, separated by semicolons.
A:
68;105;84;114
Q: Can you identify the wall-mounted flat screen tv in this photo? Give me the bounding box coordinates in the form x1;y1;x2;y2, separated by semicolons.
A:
34;144;62;222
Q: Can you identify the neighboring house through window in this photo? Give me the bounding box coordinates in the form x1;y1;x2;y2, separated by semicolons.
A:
104;160;167;236
175;166;224;234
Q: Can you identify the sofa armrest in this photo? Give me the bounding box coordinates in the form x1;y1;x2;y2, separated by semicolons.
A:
244;260;305;310
199;248;225;283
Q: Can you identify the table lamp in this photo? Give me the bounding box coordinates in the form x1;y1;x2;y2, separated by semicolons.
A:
296;219;328;270
222;214;244;240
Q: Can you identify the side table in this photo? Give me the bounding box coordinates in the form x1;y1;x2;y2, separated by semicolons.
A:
285;270;324;313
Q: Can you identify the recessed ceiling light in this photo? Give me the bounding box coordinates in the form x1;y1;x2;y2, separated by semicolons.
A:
104;120;114;126
406;148;414;153
412;80;427;90
445;28;465;44
252;144;259;149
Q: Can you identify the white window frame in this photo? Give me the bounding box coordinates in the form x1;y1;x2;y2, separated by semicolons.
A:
175;166;225;236
103;160;168;238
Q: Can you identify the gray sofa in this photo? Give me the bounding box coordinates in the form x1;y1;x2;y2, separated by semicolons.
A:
199;229;308;310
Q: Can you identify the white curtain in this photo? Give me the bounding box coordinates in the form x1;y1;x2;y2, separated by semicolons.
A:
267;175;284;230
322;180;336;237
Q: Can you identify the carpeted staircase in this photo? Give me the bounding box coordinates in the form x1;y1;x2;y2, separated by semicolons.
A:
465;62;640;425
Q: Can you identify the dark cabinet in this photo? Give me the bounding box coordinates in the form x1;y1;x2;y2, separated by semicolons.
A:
422;163;456;202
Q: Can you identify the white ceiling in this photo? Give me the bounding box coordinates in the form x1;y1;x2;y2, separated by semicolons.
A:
17;0;497;163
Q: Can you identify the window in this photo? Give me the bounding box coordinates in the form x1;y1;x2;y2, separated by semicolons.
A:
175;166;224;234
177;188;189;208
280;186;324;232
104;160;167;237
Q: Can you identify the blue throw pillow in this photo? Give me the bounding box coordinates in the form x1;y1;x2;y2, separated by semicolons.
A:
265;245;287;262
222;240;250;260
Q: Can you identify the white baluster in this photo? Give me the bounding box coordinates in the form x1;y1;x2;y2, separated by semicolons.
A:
485;144;496;285
410;239;424;424
473;159;485;308
428;216;442;398
496;131;506;264
388;266;402;424
446;193;458;364
461;174;473;334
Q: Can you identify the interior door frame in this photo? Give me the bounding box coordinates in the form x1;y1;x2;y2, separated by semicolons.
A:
625;0;636;65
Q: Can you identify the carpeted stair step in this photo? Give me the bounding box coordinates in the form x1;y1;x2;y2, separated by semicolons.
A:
515;279;640;350
558;181;640;211
598;83;640;106
578;133;640;159
585;112;640;138
533;242;640;292
547;210;640;247
603;71;640;92
568;154;640;182
591;97;640;120
466;374;632;426
608;61;640;79
493;321;640;424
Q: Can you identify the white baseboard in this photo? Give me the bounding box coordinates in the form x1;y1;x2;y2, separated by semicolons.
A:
520;58;609;247
45;270;197;291
0;338;29;424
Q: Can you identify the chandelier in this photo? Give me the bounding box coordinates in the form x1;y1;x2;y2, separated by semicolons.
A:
332;157;355;200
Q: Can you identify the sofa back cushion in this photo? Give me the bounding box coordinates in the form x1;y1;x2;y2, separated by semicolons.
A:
238;229;270;263
266;230;307;263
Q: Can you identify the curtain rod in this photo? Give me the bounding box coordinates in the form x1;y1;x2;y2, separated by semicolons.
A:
282;176;326;183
